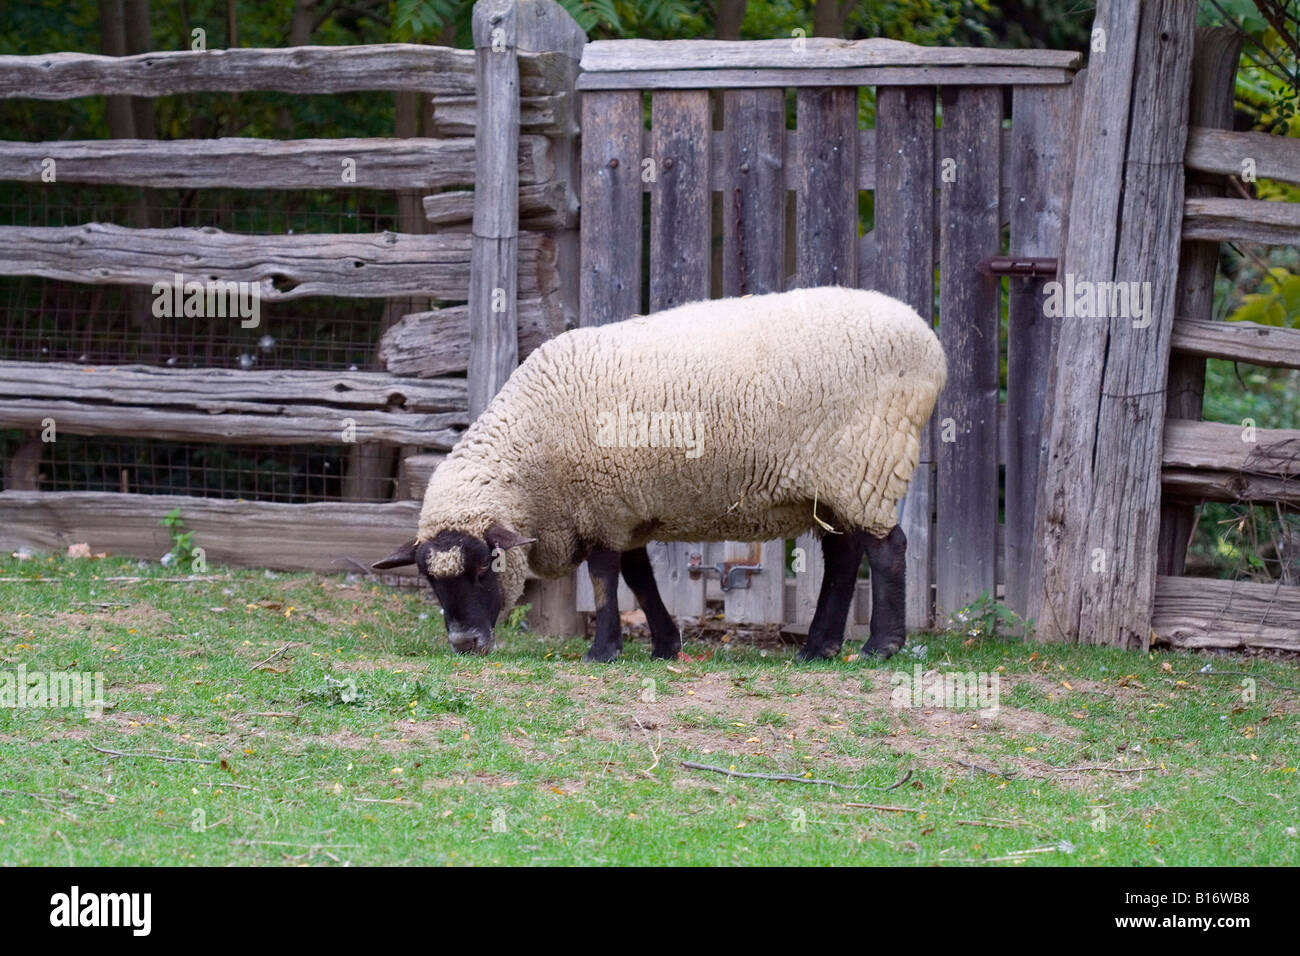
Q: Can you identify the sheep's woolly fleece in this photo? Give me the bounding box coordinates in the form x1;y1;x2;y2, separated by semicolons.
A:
418;286;947;609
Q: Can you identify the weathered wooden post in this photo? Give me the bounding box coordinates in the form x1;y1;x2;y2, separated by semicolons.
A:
1028;0;1199;646
469;0;586;636
1157;27;1243;576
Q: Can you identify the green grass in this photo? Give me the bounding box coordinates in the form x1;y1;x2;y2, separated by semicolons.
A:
1;554;1297;866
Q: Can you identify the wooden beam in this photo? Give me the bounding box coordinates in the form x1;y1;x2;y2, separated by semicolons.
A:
1160;28;1244;577
0;45;567;99
647;89;712;619
1004;82;1076;618
935;85;1002;616
428;92;576;137
1182;196;1300;245
0;491;421;574
580;38;1081;71
468;0;523;419
0;137;546;190
377;296;563;378
0;398;465;448
577;66;1074;91
1170;317;1300;370
579;90;643;325
399;453;446;499
0;223;557;301
876;87;937;631
1185;126;1300;185
1162;469;1300;506
0;361;466;410
1027;0;1144;643
1162;420;1300;476
1078;0;1197;650
423;180;577;231
1152;575;1300;651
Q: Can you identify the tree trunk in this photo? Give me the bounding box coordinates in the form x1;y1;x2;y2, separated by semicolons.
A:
715;0;747;40
813;0;851;38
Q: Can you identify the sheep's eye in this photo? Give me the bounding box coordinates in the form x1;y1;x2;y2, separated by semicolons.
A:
475;564;490;579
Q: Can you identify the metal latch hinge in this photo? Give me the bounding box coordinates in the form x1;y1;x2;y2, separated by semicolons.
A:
976;256;1059;278
686;551;762;591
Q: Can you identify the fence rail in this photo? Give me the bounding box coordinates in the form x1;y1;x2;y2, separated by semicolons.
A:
0;44;567;98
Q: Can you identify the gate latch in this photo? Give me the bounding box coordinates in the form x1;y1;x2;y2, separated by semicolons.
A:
686;551;762;591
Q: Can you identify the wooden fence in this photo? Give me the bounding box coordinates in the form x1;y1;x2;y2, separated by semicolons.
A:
1030;0;1300;652
574;34;1081;631
1;0;1296;650
0;1;581;625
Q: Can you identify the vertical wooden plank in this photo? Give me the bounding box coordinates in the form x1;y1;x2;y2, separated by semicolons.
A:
1157;27;1242;576
468;0;520;418
722;88;785;297
579;90;643;327
516;0;588;638
721;540;786;624
789;86;856;629
721;87;787;623
1028;0;1143;641
648;89;712;618
792;531;824;625
935;85;1001;617
1004;82;1076;618
794;87;858;288
1079;0;1197;649
875;86;937;631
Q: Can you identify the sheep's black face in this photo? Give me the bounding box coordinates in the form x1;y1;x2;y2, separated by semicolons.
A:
420;531;501;655
373;524;536;656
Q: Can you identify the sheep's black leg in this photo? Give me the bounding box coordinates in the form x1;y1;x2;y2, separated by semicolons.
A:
797;529;870;661
584;547;624;663
620;546;681;660
863;525;907;659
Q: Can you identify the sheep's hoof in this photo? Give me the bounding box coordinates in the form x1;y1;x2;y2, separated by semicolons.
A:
584;643;622;663
796;641;841;662
650;639;681;660
863;634;905;659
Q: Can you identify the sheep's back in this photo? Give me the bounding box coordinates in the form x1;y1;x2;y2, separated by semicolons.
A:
501;286;946;548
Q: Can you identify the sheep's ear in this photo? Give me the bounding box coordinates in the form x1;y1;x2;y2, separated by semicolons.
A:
484;523;536;551
373;539;419;570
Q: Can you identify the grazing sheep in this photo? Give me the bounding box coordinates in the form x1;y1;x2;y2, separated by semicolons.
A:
375;285;946;662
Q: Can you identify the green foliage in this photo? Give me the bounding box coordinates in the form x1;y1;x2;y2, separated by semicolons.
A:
946;591;1031;640
160;507;198;572
1225;267;1300;328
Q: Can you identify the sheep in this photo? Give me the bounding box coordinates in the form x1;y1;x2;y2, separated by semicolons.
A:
374;285;947;662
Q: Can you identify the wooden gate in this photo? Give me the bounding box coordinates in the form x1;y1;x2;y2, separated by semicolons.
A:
574;38;1080;631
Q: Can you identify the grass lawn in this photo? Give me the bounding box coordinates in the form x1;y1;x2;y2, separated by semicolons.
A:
1;554;1297;866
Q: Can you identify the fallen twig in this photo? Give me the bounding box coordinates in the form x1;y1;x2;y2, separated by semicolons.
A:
1044;764;1154;775
249;642;309;671
353;797;421;807
90;743;218;765
955;758;1018;780
681;761;912;792
843;802;922;813
632;715;661;775
0;787;76;803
